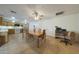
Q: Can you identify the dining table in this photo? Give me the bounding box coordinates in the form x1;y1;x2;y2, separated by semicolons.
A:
29;31;43;48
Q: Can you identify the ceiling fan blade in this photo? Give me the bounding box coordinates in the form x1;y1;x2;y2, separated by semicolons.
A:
40;15;44;17
34;11;38;17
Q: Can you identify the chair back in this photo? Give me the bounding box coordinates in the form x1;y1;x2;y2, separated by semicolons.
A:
42;30;46;39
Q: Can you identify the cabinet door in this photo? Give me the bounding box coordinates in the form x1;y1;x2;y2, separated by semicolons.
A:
0;17;2;25
0;36;5;46
8;29;15;34
2;21;7;26
7;22;14;26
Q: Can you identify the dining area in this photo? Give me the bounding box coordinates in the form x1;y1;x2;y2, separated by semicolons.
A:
25;26;46;48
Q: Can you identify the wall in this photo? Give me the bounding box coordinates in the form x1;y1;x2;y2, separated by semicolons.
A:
75;14;79;41
29;13;79;41
29;21;41;32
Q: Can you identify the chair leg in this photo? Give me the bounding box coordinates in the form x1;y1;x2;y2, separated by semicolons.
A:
69;42;72;45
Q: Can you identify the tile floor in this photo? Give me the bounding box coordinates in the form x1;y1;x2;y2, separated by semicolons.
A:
0;33;79;54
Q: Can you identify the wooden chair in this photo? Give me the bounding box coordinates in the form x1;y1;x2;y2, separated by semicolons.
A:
38;30;46;40
26;31;34;40
38;30;46;47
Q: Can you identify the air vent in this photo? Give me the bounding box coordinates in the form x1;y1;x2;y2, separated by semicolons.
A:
10;10;16;14
56;11;64;16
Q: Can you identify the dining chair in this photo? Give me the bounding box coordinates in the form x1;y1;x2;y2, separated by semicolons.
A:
38;30;46;47
41;30;46;40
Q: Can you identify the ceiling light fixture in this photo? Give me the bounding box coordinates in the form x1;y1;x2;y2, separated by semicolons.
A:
32;11;44;20
12;20;15;23
11;16;15;20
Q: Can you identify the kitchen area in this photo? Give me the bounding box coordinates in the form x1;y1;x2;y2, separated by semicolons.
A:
0;16;23;46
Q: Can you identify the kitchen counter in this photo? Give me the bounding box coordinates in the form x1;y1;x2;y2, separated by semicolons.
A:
0;30;8;43
0;30;8;32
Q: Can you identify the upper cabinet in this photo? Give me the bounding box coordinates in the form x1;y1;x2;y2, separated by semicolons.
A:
7;22;14;26
0;16;14;26
2;21;7;26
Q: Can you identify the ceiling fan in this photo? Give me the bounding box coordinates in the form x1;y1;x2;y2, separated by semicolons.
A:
32;11;44;20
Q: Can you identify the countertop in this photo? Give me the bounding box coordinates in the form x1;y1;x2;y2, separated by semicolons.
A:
0;30;8;32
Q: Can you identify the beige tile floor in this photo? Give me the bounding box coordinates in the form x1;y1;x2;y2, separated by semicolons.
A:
0;33;79;54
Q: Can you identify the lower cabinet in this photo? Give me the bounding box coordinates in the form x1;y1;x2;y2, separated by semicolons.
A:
8;29;15;34
0;36;5;46
0;16;3;25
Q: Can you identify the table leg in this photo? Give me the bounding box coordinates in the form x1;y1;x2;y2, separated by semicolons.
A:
37;38;39;48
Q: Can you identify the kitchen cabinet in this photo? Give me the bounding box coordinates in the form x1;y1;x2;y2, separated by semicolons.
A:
0;16;3;25
0;30;8;46
0;36;5;46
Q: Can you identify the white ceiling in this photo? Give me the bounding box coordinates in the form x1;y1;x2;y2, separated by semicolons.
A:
0;4;79;23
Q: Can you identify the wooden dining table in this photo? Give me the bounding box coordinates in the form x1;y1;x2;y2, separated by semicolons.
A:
29;31;43;48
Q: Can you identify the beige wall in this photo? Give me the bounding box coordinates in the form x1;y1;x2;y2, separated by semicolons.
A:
29;13;79;41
